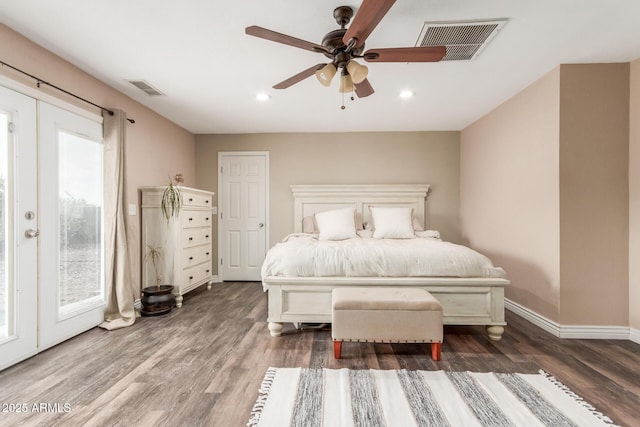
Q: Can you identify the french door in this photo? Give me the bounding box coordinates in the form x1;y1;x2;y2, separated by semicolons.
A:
0;86;38;370
38;102;105;351
0;86;105;371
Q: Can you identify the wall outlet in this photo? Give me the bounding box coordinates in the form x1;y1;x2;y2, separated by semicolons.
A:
211;206;217;215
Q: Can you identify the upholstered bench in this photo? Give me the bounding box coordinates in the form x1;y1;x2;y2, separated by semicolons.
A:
332;287;443;361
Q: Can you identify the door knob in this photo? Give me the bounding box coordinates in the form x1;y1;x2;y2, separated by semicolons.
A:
25;229;40;238
259;223;264;228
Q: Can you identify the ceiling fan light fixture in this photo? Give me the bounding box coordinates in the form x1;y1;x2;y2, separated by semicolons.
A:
315;63;337;86
339;73;354;93
346;60;368;84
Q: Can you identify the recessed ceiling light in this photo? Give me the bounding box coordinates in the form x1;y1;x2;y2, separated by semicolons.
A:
399;90;415;99
256;93;271;101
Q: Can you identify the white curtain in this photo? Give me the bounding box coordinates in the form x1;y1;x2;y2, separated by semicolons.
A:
99;109;136;330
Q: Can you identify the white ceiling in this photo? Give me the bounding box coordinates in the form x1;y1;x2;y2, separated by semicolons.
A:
2;0;640;134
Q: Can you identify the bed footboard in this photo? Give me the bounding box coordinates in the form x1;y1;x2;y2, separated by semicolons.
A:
265;276;509;341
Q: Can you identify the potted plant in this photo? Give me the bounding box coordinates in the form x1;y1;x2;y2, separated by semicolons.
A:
140;175;183;316
161;174;183;221
140;244;176;316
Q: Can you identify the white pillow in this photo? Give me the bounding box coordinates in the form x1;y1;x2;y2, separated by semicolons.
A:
315;208;357;241
305;211;362;233
370;207;415;239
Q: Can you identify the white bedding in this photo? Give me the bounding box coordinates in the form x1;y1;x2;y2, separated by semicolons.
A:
261;233;506;290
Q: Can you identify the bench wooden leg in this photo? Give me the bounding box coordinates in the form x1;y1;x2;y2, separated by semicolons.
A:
334;340;342;359
431;342;442;361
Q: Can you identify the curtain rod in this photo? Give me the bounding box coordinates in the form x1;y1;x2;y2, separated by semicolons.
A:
1;60;135;124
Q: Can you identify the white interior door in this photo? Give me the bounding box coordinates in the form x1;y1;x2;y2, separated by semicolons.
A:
218;152;269;281
38;102;105;351
0;86;38;371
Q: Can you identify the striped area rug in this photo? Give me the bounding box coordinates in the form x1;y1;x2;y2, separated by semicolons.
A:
248;368;617;427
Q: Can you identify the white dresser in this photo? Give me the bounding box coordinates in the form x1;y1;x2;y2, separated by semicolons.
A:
141;186;215;307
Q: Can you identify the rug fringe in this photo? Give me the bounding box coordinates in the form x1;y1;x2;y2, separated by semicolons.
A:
247;367;277;427
538;369;619;426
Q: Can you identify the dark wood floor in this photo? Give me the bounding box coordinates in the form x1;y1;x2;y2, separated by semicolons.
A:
1;282;638;426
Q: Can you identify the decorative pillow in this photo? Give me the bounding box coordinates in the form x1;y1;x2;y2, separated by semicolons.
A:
370;206;415;239
412;213;424;231
302;215;318;234
315;207;357;241
354;211;364;230
356;229;373;238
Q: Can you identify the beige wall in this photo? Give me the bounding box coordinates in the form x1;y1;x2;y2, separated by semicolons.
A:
195;132;460;274
0;24;196;295
558;64;629;325
462;64;631;327
630;59;640;331
461;68;562;321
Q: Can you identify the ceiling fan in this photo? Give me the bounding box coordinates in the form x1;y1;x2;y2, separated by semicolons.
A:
245;0;446;107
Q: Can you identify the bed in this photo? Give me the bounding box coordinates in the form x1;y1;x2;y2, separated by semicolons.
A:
261;184;510;341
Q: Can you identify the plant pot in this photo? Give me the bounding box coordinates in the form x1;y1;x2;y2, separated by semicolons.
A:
141;285;175;316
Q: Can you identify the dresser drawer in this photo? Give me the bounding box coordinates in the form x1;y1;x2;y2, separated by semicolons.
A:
182;263;213;286
182;245;212;268
182;228;212;248
183;193;213;208
181;210;212;228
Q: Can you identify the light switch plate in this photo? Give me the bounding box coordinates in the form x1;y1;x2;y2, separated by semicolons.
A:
211;206;217;215
128;203;137;216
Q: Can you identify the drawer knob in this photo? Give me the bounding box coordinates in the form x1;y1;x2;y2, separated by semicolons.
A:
189;237;193;241
189;217;193;221
206;252;210;256
189;198;193;202
205;200;210;204
189;276;194;280
206;269;210;274
206;235;209;238
189;256;193;260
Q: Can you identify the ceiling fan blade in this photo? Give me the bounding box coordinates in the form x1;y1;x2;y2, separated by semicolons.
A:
273;64;327;89
354;79;375;98
342;0;396;49
363;46;447;62
246;26;327;53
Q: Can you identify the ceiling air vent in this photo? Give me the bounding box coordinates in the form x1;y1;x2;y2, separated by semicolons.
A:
128;80;165;96
416;19;507;61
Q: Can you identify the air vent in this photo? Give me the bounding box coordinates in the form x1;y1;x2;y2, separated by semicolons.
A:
128;80;165;96
416;19;507;61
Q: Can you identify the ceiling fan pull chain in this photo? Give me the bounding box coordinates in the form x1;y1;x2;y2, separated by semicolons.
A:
341;91;346;110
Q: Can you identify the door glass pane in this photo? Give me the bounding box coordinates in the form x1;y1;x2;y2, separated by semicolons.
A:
58;130;103;317
0;112;12;339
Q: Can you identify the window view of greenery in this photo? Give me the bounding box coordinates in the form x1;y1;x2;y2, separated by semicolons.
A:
58;131;104;310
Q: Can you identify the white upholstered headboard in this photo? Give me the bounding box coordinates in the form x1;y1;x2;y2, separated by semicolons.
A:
290;184;430;233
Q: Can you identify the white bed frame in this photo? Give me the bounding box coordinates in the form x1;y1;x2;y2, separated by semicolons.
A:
264;184;509;341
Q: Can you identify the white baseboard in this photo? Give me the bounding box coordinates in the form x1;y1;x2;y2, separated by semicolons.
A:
505;298;634;341
504;298;560;336
211;275;220;283
559;325;630;340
